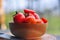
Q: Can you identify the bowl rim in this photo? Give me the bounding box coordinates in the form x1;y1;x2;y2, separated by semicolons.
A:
9;22;47;25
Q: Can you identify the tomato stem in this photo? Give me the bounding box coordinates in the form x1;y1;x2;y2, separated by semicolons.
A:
16;11;18;14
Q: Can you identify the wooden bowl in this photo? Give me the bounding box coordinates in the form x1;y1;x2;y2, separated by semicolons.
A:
9;23;47;39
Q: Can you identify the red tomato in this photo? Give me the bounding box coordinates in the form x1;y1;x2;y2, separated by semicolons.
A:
41;17;48;23
36;19;44;23
13;12;25;23
24;9;40;19
24;15;36;24
24;9;35;13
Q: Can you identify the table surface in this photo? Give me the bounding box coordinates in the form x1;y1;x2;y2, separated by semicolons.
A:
0;30;60;40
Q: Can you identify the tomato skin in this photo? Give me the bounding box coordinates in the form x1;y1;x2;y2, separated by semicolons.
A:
33;13;40;19
13;12;25;23
24;9;40;19
36;19;44;23
41;17;48;23
24;14;36;24
24;9;35;13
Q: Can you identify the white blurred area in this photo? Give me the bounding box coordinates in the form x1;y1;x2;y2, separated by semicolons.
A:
3;0;59;15
4;0;28;12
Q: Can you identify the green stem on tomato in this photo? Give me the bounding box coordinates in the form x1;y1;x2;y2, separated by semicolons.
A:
16;11;18;14
13;11;18;17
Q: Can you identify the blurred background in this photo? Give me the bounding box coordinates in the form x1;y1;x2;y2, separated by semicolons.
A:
0;0;60;35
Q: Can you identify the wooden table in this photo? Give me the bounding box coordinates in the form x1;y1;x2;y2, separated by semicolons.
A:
0;30;59;40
